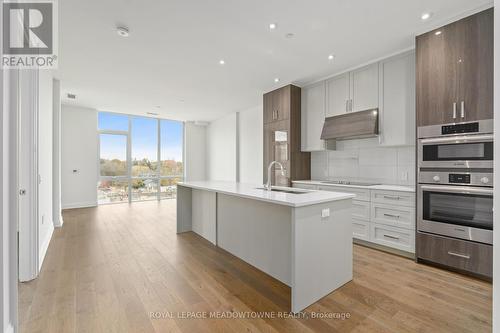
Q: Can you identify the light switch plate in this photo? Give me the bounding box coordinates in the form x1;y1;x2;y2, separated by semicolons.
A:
321;208;330;218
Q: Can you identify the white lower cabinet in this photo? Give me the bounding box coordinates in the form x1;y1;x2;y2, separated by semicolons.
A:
293;183;416;254
352;218;370;241
371;223;415;253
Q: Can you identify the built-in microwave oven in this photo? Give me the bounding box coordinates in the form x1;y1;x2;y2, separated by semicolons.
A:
418;134;493;169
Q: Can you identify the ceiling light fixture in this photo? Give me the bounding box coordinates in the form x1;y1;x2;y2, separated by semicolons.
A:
269;23;277;30
274;78;280;83
435;30;442;35
116;26;130;37
219;59;225;65
421;12;432;20
328;54;334;60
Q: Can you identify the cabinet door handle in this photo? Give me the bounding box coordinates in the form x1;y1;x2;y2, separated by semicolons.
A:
276;109;279;119
346;100;349;112
460;101;465;118
383;195;401;200
447;251;470;259
452;102;457;119
383;234;400;240
349;99;353;112
383;213;400;219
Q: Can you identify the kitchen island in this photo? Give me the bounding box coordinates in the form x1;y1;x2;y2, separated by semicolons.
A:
177;181;355;312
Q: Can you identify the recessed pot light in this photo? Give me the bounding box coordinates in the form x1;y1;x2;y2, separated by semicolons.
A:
269;23;277;30
219;59;225;65
421;12;432;20
274;78;280;83
116;26;130;37
328;54;334;60
435;30;442;35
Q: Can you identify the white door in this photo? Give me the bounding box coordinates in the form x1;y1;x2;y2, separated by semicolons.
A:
350;63;379;112
326;73;350;117
18;69;39;282
301;82;325;151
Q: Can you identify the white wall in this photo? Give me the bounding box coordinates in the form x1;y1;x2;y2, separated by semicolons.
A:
493;0;499;331
38;70;54;268
310;139;415;186
184;122;207;181
52;79;62;227
238;106;263;184
61;105;98;209
206;113;237;181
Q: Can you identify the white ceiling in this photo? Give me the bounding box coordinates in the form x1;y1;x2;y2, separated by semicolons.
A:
57;0;493;122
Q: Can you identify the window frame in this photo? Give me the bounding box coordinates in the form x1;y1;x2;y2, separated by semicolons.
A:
97;112;184;204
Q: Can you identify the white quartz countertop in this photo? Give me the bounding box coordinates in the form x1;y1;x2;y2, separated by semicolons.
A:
177;181;355;207
292;180;415;192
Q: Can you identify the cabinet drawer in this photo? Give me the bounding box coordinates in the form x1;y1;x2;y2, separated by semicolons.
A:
352;218;370;241
371;190;415;207
352;200;370;220
371;203;415;229
416;232;492;278
371;224;415;253
318;185;370;201
292;183;318;190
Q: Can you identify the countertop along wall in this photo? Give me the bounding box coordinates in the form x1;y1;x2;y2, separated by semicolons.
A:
310;138;415;186
61;105;98;209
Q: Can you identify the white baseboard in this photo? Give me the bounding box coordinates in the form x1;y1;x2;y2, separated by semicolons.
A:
62;201;97;210
38;223;54;271
54;214;64;227
5;323;15;333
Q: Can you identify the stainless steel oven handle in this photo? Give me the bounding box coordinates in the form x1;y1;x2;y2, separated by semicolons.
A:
447;251;470;259
419;185;493;195
419;134;493;144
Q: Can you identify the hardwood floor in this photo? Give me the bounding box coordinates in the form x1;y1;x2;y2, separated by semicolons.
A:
19;200;492;333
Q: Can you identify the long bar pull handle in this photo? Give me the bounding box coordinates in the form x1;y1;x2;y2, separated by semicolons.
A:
447;251;470;259
383;234;400;240
383;213;400;219
383;195;401;200
460;101;465;118
452;102;457;119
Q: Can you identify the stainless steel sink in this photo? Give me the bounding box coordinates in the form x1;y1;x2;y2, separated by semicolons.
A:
255;186;312;194
321;180;381;186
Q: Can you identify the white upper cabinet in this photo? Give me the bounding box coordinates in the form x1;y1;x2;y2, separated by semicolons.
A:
301;82;326;151
350;63;379;112
326;73;350;117
379;51;415;146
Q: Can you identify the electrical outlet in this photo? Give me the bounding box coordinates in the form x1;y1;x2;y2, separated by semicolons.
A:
321;208;330;218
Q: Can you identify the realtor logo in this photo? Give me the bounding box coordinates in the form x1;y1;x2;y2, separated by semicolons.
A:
2;0;58;68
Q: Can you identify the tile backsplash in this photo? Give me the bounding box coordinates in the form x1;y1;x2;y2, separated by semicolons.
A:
310;137;416;186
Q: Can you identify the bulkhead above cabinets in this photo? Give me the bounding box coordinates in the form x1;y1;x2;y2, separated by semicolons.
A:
301;50;415;152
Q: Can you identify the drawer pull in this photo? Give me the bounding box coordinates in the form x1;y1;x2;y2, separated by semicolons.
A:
447;251;470;259
454;228;466;232
383;195;401;200
383;213;400;219
383;234;400;240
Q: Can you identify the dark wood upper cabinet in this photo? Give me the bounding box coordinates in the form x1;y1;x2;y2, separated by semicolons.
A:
263;85;310;186
459;9;494;122
416;8;493;127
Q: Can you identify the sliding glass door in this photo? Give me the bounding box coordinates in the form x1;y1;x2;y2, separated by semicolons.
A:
97;112;183;205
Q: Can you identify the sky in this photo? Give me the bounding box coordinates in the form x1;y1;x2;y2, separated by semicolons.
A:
99;112;183;161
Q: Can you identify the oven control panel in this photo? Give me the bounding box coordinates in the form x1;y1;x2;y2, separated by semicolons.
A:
441;122;479;135
419;171;493;187
449;174;471;184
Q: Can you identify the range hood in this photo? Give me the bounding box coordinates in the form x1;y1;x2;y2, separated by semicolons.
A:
320;108;379;141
